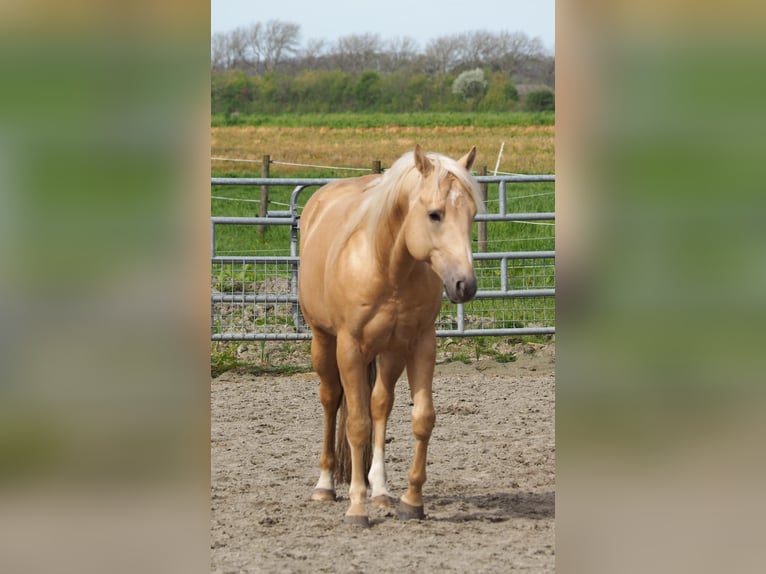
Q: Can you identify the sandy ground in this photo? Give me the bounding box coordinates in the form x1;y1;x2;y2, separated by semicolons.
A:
211;343;555;573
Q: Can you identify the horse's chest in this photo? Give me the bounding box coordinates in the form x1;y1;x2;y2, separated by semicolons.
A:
361;297;439;349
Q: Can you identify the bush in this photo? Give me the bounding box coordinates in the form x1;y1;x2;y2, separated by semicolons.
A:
478;72;519;112
452;68;487;101
353;71;382;109
504;81;519;102
524;89;555;112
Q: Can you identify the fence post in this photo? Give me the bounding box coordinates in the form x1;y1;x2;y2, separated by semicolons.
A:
258;155;270;237
372;160;382;174
478;165;488;253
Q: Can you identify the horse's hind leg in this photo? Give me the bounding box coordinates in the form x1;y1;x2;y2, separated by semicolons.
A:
369;350;406;509
310;330;342;502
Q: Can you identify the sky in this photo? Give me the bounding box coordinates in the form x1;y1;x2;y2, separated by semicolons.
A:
211;0;555;54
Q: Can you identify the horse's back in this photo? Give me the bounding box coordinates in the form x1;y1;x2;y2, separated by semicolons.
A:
301;175;378;238
298;175;379;334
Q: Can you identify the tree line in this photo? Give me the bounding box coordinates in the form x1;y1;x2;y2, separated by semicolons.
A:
211;20;554;116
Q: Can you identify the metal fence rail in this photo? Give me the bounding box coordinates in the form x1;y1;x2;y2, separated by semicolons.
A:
211;176;554;340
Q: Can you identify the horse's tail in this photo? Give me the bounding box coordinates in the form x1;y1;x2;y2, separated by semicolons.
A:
334;359;377;485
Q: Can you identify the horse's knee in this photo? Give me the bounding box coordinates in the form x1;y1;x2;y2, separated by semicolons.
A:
370;388;393;421
411;406;435;441
319;383;342;409
346;414;371;445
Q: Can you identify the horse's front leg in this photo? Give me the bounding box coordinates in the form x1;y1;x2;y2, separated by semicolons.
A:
368;351;406;509
310;330;342;502
336;332;373;527
399;331;437;520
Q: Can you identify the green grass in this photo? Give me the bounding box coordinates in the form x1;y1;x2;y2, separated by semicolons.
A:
210;341;315;377
211;342;240;378
211;111;554;129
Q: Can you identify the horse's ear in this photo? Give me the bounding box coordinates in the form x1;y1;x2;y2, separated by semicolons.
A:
414;144;433;177
458;146;477;171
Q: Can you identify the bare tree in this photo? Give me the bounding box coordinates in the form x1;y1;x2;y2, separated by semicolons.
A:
213;20;301;73
210;25;259;71
261;20;301;73
445;30;548;75
459;32;487;70
211;31;231;70
227;26;251;70
423;34;466;74
334;33;383;73
242;22;263;71
498;31;546;74
380;36;420;73
287;38;332;73
467;31;508;70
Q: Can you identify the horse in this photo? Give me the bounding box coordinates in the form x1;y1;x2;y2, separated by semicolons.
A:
297;145;483;527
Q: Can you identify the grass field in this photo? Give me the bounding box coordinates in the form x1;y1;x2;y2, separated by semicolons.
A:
212;115;554;256
211;111;555;129
211;113;554;179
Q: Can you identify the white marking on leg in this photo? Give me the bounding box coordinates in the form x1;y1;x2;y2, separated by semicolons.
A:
315;469;334;492
368;446;392;499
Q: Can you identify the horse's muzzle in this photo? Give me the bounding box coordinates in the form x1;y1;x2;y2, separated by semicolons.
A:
445;274;477;304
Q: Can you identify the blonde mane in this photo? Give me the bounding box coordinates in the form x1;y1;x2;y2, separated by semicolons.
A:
338;150;484;252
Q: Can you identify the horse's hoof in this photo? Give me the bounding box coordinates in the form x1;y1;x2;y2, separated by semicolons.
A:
397;499;425;520
343;514;370;528
310;488;336;502
371;495;393;509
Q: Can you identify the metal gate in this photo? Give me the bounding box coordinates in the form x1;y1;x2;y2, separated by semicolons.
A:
211;175;554;341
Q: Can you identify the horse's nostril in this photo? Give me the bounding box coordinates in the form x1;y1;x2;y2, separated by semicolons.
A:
463;278;477;300
456;281;465;295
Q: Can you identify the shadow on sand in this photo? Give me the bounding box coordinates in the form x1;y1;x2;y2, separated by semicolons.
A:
426;490;555;523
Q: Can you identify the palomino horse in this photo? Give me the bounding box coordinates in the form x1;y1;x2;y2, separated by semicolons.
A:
298;145;482;527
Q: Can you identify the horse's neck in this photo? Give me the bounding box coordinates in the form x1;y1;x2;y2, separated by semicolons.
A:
373;196;418;284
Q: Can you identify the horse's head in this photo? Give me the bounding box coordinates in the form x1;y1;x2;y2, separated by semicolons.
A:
404;145;482;304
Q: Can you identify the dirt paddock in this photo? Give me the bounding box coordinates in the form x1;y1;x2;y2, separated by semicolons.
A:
211;343;555;573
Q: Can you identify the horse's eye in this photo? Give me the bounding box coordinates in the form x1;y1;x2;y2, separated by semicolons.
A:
428;210;443;222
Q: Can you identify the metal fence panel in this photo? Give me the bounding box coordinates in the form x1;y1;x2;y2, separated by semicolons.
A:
211;176;554;340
